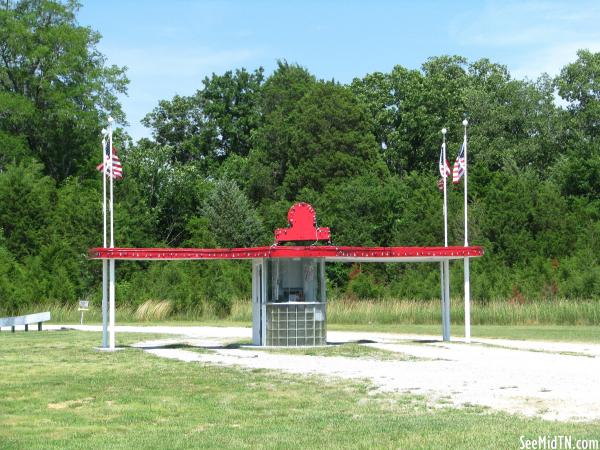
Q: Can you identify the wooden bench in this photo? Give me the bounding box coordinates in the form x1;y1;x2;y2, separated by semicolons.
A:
0;312;51;332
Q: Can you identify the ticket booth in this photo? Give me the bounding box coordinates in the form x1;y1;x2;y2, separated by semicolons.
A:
252;257;326;346
252;203;330;346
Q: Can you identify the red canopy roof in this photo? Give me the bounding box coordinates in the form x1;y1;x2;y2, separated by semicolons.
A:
89;245;483;262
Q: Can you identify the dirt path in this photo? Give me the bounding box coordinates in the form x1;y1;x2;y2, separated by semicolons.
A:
51;325;600;422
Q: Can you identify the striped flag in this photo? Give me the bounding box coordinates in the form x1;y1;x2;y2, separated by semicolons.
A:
452;143;465;184
96;139;123;179
438;144;451;178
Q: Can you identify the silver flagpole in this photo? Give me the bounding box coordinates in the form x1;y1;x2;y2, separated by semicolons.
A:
109;117;114;249
441;128;448;247
463;118;471;343
108;116;116;350
101;129;108;348
441;128;450;341
102;131;107;249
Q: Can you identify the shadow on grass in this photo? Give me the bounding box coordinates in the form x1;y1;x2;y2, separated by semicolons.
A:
326;339;377;345
129;341;251;351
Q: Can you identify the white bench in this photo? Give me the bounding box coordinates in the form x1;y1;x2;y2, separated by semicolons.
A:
0;312;51;332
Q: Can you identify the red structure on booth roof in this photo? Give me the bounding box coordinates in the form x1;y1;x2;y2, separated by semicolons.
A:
274;202;330;243
90;202;483;348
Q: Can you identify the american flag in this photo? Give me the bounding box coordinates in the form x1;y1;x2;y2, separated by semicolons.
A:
452;143;465;184
438;144;451;179
96;139;123;179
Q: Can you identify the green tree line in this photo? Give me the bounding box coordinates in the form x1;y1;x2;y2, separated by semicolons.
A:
1;0;600;314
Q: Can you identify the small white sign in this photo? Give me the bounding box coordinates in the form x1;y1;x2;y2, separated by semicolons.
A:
78;300;89;311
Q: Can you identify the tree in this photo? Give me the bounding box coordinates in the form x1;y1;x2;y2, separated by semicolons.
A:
310;174;402;246
553;50;600;197
142;68;264;167
0;0;128;181
252;72;387;201
123;139;210;246
200;67;264;158
556;49;600;140
351;57;470;175
353;56;563;175
141;94;205;163
0;161;54;257
203;179;266;248
282;82;387;198
465;71;562;173
246;61;316;201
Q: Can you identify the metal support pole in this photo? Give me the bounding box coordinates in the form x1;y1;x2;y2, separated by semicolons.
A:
260;259;267;346
102;259;108;348
443;260;451;341
440;262;445;339
464;257;471;343
109;259;116;350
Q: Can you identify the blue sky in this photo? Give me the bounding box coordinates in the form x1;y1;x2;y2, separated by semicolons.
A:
78;0;600;140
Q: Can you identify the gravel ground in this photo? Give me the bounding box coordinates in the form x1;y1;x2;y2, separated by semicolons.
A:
48;324;600;422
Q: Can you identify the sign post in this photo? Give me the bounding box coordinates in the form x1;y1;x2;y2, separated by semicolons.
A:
78;300;89;325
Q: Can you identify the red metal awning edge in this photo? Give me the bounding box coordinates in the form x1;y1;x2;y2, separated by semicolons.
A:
88;245;484;262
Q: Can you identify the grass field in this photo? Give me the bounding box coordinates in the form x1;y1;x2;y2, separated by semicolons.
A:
1;331;599;449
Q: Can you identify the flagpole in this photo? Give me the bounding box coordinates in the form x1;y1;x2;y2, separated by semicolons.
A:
462;118;471;343
107;116;116;351
101;128;108;349
102;130;107;249
441;128;448;247
441;128;450;341
463;120;468;247
109;117;114;249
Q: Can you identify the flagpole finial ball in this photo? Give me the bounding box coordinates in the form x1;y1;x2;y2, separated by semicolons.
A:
441;128;447;135
462;119;468;126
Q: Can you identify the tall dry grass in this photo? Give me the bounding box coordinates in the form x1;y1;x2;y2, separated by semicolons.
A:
213;297;600;326
135;300;173;321
326;297;600;326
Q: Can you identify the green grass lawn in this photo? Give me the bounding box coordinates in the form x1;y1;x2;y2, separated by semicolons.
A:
1;331;599;449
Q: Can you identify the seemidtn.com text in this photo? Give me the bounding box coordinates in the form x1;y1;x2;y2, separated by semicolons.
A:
520;436;599;450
